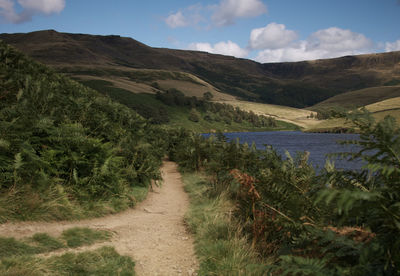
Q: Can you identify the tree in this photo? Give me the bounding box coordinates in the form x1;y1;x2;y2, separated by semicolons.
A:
188;108;201;122
203;91;214;101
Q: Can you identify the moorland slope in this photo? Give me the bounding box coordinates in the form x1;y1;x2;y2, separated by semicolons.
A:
2;30;400;108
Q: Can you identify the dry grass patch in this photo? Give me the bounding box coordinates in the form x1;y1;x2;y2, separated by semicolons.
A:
157;79;236;101
365;96;400;113
313;86;400;109
218;100;320;129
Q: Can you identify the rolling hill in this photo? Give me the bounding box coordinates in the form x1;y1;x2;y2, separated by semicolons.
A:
311;85;400;109
1;30;400;108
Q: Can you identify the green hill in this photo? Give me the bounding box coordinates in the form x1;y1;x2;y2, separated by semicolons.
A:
2;30;400;108
0;40;166;221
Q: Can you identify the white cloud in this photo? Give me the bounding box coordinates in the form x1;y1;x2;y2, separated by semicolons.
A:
189;40;248;58
18;0;65;14
0;0;65;23
165;11;188;28
385;40;400;52
249;22;297;50
0;0;19;22
256;42;327;63
255;27;373;63
212;0;267;26
308;27;372;53
165;4;205;29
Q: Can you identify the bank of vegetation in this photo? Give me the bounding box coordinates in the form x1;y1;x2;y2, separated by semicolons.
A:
0;41;167;222
170;111;399;275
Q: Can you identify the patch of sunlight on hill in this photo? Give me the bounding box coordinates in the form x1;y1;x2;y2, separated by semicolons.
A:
218;100;320;129
156;79;235;101
365;96;400;112
312;86;400;109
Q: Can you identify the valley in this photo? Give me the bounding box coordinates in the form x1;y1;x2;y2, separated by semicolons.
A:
1;30;400;132
1;30;400;275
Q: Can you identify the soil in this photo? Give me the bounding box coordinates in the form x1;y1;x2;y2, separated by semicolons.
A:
0;161;198;276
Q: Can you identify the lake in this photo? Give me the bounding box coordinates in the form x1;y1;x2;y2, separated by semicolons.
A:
204;131;362;171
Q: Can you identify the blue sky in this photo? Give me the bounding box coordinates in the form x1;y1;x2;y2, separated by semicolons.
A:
1;0;400;62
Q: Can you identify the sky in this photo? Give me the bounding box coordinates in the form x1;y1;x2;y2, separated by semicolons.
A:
0;0;400;63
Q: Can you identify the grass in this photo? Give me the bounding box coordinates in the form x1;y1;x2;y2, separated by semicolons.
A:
182;173;269;275
0;246;135;276
0;184;148;223
30;233;66;252
311;86;400;109
306;96;400;132
221;100;320;130
61;227;111;248
0;228;111;259
166;105;299;133
0;237;42;259
0;228;132;275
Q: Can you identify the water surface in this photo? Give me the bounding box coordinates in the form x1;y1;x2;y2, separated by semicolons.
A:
204;131;362;171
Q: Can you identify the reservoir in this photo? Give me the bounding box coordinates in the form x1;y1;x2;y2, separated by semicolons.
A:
205;131;362;172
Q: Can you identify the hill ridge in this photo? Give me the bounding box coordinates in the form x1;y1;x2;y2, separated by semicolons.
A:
1;29;400;108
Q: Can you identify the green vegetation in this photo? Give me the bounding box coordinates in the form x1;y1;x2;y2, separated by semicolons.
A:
2;36;400;275
61;227;111;248
312;106;350;120
183;173;268;275
80;79;298;132
0;41;167;222
0;228;130;275
0;228;111;259
170;110;400;275
0;246;135;276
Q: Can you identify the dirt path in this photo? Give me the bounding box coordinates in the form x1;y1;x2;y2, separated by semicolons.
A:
0;161;198;276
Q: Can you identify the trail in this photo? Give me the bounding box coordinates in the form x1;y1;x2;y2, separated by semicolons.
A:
0;161;198;276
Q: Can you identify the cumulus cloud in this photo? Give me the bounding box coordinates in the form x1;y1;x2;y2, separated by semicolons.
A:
165;11;188;28
0;0;65;23
254;26;373;63
249;23;297;50
189;40;248;58
18;0;64;14
165;4;205;29
0;0;19;22
385;40;400;52
308;27;372;53
256;42;327;63
212;0;267;26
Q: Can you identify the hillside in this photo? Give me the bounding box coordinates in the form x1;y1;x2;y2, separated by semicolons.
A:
1;30;400;108
312;85;400;109
0;40;166;221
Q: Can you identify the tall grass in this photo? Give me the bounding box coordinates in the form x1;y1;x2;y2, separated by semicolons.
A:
183;173;269;275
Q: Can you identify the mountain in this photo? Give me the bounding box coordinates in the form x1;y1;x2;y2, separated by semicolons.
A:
1;30;400;108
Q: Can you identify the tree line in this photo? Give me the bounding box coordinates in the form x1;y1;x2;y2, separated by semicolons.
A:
156;88;277;127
